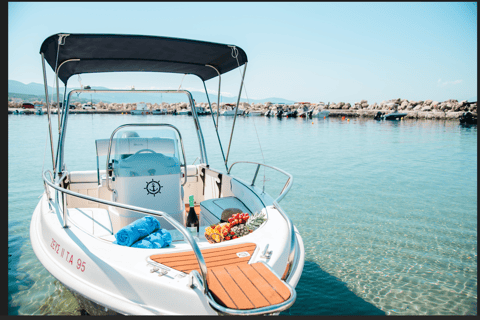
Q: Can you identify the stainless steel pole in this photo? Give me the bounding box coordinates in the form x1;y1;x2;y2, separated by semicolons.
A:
41;53;56;175
201;80;227;170
225;62;247;167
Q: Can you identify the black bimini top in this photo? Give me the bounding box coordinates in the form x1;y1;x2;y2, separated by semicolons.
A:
40;33;248;85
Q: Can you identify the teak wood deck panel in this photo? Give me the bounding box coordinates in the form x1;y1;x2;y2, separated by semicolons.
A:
207;262;291;310
150;243;291;310
150;243;257;274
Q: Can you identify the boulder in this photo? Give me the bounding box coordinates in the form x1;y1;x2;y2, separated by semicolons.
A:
445;111;463;119
421;105;432;111
430;111;446;119
406;111;418;119
361;102;369;109
424;99;433;105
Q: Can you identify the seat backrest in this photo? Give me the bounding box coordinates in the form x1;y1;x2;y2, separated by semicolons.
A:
111;152;184;230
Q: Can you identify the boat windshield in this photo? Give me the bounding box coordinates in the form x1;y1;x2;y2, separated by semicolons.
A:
111;126;182;166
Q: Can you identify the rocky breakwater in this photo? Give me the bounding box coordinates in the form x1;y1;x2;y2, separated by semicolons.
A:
324;98;477;120
9;99;476;120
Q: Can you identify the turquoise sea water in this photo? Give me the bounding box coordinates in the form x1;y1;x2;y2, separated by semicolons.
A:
8;113;477;315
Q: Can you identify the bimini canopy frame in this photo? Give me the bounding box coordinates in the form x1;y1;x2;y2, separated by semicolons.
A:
40;33;248;176
40;33;247;85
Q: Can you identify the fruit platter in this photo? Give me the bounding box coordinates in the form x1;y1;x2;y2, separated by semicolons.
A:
204;212;266;244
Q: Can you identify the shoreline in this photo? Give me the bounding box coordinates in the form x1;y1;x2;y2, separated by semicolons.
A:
8;98;476;121
7;108;473;121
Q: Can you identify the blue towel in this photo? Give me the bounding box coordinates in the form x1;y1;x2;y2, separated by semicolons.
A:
114;216;160;247
131;229;172;249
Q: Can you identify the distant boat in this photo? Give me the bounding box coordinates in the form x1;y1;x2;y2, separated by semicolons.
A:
311;108;330;118
177;107;191;115
459;111;477;125
374;111;407;120
151;108;168;115
221;104;244;116
131;102;149;115
296;104;313;118
385;111;407;120
195;106;210;116
245;110;264;116
34;104;44;115
282;107;297;118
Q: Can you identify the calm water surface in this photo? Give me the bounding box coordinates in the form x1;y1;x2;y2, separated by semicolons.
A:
8;114;477;315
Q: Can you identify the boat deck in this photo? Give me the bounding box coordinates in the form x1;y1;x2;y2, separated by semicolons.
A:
149;243;291;311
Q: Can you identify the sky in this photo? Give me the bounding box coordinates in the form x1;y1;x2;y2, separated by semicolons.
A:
8;2;477;104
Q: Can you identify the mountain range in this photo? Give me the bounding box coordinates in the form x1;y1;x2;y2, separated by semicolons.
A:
8;80;295;105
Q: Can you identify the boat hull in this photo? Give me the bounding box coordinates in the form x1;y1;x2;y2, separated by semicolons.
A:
384;113;407;120
30;190;305;315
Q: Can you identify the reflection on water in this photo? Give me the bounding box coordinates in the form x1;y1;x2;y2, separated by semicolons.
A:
281;261;385;315
8;115;477;315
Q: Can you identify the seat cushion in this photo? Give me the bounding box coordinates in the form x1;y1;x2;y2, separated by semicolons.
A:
200;197;251;223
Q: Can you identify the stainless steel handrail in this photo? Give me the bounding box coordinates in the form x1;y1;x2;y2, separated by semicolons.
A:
227;160;293;203
227;161;296;280
42;169;209;294
105;123;188;192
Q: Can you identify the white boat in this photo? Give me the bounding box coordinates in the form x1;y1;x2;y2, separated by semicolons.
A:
221;104;245;116
245;110;264;117
312;107;330;118
177;107;191;115
151;108;168;115
35;105;44;115
82;103;96;110
31;33;304;316
296;104;313;118
195;106;210;116
131;103;149;115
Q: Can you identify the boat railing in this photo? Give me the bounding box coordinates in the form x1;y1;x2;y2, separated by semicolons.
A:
227;161;296;281
227;161;293;203
42;169;210;294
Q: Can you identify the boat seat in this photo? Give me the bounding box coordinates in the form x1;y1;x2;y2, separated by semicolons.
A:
199;197;251;226
67;208;113;238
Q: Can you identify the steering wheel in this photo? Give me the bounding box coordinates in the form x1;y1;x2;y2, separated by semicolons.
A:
133;148;157;155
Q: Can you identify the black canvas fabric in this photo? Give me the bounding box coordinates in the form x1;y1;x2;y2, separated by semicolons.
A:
40;33;247;85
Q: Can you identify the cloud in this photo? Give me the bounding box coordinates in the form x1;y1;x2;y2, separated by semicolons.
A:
437;78;463;87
